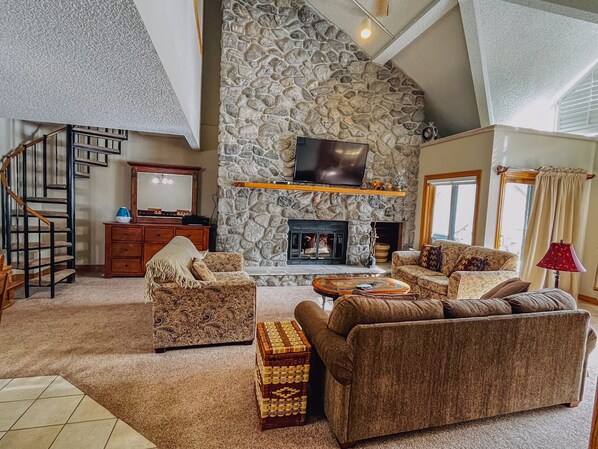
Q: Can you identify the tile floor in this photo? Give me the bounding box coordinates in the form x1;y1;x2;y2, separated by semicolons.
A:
0;376;156;449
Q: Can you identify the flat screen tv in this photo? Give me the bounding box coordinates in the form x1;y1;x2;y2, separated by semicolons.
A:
293;137;369;187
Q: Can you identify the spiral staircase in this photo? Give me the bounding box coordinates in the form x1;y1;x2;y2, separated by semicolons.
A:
1;125;128;298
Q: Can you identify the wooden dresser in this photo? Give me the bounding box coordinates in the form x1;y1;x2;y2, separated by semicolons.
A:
103;222;210;277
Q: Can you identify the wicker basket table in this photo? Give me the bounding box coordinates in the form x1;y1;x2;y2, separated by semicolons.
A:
255;320;311;430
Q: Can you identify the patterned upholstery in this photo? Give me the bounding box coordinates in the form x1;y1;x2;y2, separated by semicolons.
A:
418;275;448;298
391;240;519;300
436;240;470;276
395;265;444;283
419;245;442;271
147;237;256;351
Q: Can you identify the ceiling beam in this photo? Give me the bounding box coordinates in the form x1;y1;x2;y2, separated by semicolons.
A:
500;0;598;24
372;0;458;64
458;0;492;126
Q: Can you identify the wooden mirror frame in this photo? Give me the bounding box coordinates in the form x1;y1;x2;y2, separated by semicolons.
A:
128;161;200;224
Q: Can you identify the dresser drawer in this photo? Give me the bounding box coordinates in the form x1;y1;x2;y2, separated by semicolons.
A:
111;226;142;242
145;227;174;243
175;228;208;246
111;243;142;258
143;243;166;266
111;258;142;274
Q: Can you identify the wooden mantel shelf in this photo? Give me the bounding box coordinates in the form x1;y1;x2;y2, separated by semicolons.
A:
232;182;406;197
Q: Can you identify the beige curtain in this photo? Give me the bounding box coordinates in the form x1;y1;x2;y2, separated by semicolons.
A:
521;167;588;296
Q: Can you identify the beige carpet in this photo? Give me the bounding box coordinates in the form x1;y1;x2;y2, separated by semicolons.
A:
0;275;594;449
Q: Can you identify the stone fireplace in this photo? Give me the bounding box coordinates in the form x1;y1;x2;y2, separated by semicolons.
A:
215;0;424;267
288;220;348;265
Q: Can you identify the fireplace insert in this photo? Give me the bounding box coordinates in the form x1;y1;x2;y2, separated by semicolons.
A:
287;220;348;265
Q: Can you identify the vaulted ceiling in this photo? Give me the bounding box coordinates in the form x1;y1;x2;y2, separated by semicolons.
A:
308;0;598;137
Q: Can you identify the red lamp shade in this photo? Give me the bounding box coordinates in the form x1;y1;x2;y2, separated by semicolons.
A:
537;241;586;273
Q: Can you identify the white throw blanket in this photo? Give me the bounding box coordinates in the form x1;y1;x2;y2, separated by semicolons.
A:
144;236;205;302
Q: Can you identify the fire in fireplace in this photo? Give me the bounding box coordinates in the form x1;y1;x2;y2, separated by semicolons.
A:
287;220;348;265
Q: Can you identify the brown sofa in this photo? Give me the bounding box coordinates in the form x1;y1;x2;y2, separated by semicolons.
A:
295;289;595;448
392;239;519;299
145;236;256;352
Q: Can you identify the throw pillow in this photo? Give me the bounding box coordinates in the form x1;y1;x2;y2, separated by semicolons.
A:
327;296;444;337
419;245;442;272
504;288;577;313
451;255;487;275
442;299;511;318
480;279;531;299
190;258;217;282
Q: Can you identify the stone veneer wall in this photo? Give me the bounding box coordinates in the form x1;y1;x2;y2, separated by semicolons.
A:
216;0;425;266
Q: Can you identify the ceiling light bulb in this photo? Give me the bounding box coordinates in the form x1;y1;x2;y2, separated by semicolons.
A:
360;17;372;39
167;178;174;185
152;177;159;184
161;177;168;185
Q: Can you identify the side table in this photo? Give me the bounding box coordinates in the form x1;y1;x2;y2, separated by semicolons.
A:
255;320;311;430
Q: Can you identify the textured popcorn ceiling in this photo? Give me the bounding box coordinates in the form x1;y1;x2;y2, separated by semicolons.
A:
0;0;196;145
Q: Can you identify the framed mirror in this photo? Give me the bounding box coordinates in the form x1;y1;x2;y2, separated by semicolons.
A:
128;162;200;223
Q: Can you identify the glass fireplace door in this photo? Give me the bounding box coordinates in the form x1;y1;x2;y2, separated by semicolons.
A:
288;220;348;265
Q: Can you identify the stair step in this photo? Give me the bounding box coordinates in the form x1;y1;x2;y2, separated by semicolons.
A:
11;210;68;219
30;269;76;287
74;156;108;167
15;255;74;270
72;127;127;141
26;197;68;205
75;170;90;179
11;226;71;233
11;241;72;251
74;142;120;155
46;184;67;190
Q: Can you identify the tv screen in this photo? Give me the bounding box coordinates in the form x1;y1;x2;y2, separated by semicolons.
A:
293;137;369;187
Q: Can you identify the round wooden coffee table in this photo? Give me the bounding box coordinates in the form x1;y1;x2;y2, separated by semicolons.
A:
312;276;411;307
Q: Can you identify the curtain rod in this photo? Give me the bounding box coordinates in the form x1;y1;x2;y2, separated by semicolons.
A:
496;165;595;180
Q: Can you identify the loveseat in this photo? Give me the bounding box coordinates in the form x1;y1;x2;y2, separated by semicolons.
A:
145;236;256;352
295;289;595;448
392;239;519;299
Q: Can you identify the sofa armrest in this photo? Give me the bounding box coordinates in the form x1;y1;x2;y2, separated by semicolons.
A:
154;278;256;301
392;251;420;267
391;251;420;278
294;301;353;385
448;270;519;299
203;252;244;272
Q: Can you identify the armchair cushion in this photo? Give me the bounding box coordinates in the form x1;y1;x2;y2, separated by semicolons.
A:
395;265;445;284
417;275;448;296
480;278;530;299
294;301;353;385
328;295;444;337
504;288;577;313
191;258;217;282
442;298;511;318
418;244;442;271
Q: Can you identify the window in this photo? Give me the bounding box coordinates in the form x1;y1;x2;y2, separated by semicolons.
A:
495;171;536;262
420;171;481;246
557;63;598;136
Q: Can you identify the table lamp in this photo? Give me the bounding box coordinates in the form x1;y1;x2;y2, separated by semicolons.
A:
536;240;586;289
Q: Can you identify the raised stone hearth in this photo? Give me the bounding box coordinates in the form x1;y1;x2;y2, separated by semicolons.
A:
216;0;425;268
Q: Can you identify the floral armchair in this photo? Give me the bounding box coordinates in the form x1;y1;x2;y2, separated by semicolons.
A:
145;237;256;352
